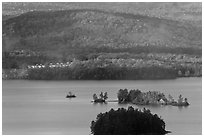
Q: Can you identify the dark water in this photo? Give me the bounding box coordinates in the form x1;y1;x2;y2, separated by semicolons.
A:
2;78;202;135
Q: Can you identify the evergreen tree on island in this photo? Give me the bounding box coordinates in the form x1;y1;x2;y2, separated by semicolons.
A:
90;106;170;135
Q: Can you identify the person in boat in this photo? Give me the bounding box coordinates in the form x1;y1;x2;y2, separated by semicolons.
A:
68;92;73;96
66;91;76;98
178;94;183;104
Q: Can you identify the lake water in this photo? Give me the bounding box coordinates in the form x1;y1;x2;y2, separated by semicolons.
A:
2;78;202;135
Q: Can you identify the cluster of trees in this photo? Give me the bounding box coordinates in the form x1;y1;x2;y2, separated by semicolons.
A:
93;92;108;103
26;64;177;80
2;69;28;79
3;48;201;80
97;46;202;56
117;89;141;103
175;63;202;77
117;89;164;104
90;106;169;135
2;52;51;69
117;89;190;106
117;88;167;105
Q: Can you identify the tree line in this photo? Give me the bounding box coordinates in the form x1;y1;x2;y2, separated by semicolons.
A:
26;64;177;80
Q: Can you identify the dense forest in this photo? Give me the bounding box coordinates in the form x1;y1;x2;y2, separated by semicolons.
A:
2;50;201;80
2;8;202;80
26;64;177;80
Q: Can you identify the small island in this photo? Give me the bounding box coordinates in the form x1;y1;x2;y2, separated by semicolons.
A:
117;89;189;106
92;92;108;103
91;106;170;135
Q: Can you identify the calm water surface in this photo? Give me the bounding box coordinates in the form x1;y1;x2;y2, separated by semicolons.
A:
2;78;202;135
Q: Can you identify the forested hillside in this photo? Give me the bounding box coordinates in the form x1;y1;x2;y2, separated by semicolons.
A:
3;2;202;26
2;6;202;80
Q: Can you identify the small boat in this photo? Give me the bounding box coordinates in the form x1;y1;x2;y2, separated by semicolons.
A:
66;92;76;98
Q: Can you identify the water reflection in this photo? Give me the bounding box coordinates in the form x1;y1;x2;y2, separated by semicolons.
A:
177;105;189;111
92;102;108;106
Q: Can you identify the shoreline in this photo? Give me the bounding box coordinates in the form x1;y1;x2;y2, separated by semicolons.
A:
2;77;201;81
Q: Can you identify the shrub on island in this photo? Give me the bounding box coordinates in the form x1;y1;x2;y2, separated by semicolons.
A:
92;92;108;103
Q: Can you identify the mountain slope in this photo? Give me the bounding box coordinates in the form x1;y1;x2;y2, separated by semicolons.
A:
2;9;202;58
2;9;202;79
3;2;202;26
